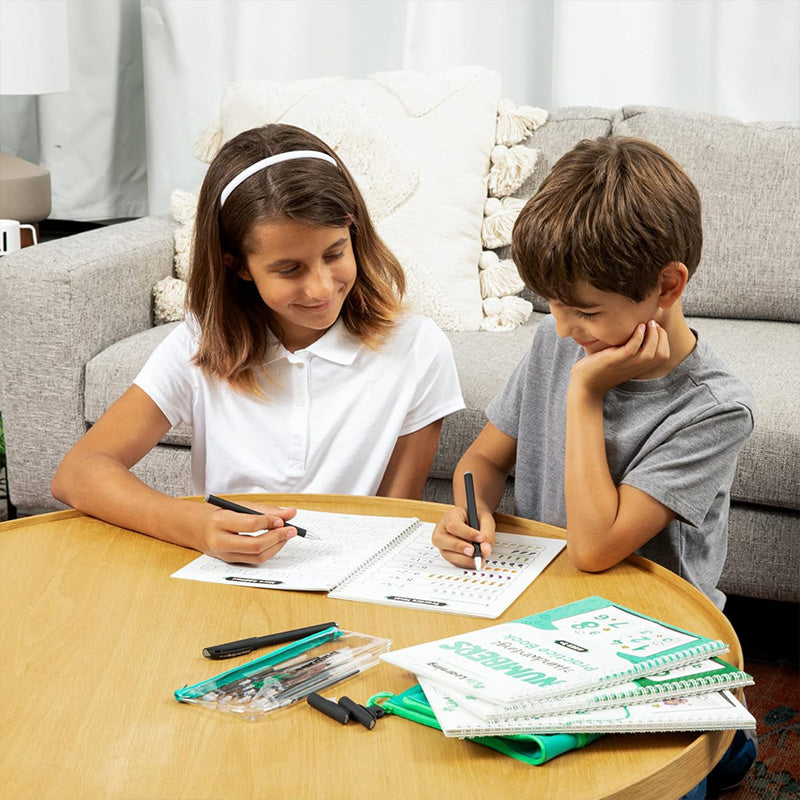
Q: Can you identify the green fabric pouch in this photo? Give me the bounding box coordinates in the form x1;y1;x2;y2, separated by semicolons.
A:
369;684;603;766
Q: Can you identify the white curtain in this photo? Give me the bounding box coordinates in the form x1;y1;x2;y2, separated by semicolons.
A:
1;0;797;221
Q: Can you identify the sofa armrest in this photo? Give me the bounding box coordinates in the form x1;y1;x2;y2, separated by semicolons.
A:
0;215;176;510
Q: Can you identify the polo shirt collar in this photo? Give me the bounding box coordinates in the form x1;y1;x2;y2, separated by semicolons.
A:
266;318;362;366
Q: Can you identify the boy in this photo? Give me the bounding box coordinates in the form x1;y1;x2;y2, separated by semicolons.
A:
433;135;756;796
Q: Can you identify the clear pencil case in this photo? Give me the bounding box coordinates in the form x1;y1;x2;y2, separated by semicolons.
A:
174;626;391;720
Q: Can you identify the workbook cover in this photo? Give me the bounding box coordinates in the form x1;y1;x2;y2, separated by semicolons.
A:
381;596;729;705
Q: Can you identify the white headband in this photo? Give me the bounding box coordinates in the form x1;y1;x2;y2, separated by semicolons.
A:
219;150;339;208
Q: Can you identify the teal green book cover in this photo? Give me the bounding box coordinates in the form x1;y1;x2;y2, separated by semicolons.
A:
381;596;729;705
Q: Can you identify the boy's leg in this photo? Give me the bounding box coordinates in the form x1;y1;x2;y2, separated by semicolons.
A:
679;778;708;800
705;728;758;798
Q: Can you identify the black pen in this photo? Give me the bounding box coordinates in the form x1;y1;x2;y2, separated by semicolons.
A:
202;621;339;659
205;494;318;539
463;471;483;570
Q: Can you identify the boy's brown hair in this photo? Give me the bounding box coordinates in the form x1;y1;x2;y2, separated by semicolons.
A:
512;136;702;306
187;123;405;395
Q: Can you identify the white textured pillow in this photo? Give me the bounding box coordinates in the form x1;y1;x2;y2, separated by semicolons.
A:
158;71;548;332
202;67;501;330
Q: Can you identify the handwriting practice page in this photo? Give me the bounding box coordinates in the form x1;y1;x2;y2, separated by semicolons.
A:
330;527;565;618
171;510;417;591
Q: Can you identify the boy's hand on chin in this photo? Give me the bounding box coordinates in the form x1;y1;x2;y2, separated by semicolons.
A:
572;320;671;395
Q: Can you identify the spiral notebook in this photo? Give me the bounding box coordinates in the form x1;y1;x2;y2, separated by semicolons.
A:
172;508;565;618
425;655;753;724
419;679;756;735
381;596;730;705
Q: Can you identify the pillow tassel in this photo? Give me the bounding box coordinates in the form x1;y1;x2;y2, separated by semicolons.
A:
488;144;539;197
173;225;193;282
479;256;525;299
153;276;188;325
495;99;548;146
480;295;533;331
194;122;223;163
481;196;526;249
171;189;198;227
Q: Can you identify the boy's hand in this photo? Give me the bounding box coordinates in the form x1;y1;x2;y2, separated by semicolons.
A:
571;320;670;396
432;505;496;569
201;504;298;564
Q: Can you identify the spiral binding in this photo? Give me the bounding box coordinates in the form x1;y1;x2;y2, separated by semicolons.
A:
484;641;730;718
331;517;422;590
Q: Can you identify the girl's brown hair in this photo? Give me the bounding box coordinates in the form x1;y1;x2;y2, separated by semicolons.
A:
512;136;702;306
186;124;405;394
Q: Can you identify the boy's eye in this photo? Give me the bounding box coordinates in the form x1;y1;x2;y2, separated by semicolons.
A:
574;310;599;319
278;264;301;276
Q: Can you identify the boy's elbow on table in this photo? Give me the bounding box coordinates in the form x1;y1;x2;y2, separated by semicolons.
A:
565;538;624;573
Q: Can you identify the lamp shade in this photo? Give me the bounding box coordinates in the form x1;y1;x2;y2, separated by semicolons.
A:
0;0;69;95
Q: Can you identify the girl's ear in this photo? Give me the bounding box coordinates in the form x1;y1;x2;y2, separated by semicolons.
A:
657;262;689;308
224;252;252;281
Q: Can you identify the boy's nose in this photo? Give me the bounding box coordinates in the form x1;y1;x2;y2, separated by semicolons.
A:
550;307;573;339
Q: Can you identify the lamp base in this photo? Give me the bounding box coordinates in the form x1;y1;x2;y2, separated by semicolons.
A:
0;151;51;230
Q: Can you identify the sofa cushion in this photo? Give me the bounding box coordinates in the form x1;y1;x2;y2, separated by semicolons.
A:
611;106;800;323
688;317;799;510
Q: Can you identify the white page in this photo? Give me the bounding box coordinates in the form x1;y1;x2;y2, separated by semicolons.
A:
330;528;565;618
171;510;418;591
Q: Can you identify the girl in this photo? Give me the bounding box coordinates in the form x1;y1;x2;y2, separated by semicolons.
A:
52;124;464;564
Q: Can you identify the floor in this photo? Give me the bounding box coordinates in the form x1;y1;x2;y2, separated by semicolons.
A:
723;595;800;800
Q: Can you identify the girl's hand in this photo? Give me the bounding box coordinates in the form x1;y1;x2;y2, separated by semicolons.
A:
432;505;496;569
201;504;299;564
571;320;670;396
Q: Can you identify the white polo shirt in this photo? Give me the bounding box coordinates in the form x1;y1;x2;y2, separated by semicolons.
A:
134;313;464;496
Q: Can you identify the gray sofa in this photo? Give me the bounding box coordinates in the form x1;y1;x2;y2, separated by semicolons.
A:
1;105;797;603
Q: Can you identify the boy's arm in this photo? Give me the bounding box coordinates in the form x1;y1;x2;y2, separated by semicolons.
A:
565;321;675;570
432;422;517;568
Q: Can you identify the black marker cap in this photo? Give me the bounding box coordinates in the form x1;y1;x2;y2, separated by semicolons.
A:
308;692;350;725
338;696;377;730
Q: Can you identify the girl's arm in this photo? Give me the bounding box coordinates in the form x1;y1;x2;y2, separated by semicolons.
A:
431;422;517;568
376;419;443;500
51;385;298;563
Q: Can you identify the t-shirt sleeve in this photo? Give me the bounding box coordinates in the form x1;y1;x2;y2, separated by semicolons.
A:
399;319;465;435
133;322;197;428
486;348;530;439
620;403;754;528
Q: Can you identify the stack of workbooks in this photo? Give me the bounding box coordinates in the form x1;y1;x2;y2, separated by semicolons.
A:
380;596;756;736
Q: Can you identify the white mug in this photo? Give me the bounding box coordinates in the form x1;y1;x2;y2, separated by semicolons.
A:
0;218;38;255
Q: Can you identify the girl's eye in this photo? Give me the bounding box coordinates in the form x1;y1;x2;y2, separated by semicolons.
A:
278;265;300;276
325;250;345;261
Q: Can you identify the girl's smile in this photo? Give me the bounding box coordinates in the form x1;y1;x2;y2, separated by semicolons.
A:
237;218;357;351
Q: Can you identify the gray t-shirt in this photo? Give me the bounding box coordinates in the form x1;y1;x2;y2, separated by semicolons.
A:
487;315;754;609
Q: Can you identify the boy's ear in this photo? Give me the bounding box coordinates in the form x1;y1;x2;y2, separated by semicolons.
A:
224;252;252;281
657;262;689;308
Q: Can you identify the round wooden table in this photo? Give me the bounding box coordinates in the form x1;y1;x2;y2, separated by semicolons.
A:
0;494;741;800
